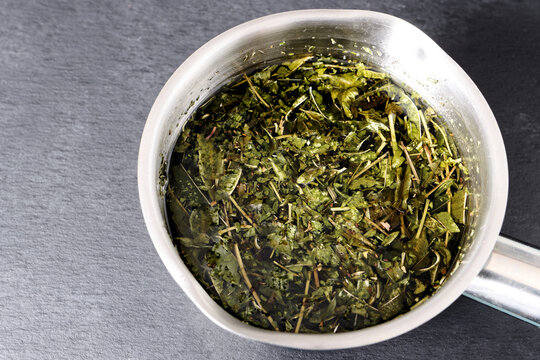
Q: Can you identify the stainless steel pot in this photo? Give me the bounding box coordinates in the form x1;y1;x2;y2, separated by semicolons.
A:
138;10;540;349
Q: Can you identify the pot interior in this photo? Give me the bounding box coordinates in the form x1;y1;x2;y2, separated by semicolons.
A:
140;10;507;349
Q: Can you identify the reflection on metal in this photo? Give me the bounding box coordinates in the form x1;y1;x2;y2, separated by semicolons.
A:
465;235;540;327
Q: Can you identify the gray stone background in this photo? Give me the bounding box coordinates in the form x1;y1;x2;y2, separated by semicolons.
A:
1;0;538;359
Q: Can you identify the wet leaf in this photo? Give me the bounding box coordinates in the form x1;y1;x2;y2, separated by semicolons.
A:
451;189;467;224
434;212;460;233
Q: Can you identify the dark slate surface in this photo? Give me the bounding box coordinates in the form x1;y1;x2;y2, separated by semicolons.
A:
1;0;538;359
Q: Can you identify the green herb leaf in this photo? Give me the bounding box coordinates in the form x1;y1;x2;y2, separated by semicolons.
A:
434;212;460;233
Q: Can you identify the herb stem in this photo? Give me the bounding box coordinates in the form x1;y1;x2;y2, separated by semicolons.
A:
425;166;456;197
330;207;350;212
400;213;407;238
285;55;313;77
423;144;433;165
363;213;389;236
234;243;279;331
217;224;252;235
274;134;293;140
309;86;328;120
419;110;434;147
376;140;387;155
445;188;452;247
383;158;389;187
328;217;338;228
228;195;256;227
400;141;420;183
180;164;211;205
388;112;397;157
342;288;361;301
348;151;389;185
354;232;377;250
269;181;283;203
167;187;190;217
429;119;453;156
205;126;217;140
294;271;312;333
243;73;271;108
380;292;401;310
273;260;298;276
416;250;441;273
400;252;407;273
287;203;292;223
415;199;430;239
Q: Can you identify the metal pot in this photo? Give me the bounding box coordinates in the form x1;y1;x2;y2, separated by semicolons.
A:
138;10;539;349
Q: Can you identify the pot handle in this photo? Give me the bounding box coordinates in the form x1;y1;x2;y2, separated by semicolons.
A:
464;234;540;327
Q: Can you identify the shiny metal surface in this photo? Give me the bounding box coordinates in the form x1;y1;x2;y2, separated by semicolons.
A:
465;235;540;327
138;10;510;348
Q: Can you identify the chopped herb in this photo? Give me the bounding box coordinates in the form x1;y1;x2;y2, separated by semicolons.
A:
166;57;468;333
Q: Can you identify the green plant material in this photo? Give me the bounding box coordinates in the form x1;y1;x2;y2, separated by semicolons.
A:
451;189;468;224
434;212;461;233
165;56;469;334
